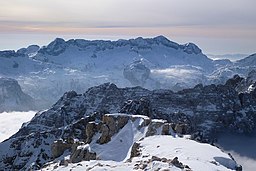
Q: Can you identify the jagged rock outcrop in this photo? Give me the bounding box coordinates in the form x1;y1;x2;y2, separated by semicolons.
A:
70;144;96;163
120;97;152;117
51;139;73;159
0;77;35;112
60;114;176;163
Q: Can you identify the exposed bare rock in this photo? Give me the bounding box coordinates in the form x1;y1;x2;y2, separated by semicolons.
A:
70;145;96;163
146;119;167;137
162;123;174;135
51;139;73;159
85;122;98;143
116;115;130;130
102;115;117;136
171;157;191;170
130;142;141;158
174;123;189;134
97;124;111;144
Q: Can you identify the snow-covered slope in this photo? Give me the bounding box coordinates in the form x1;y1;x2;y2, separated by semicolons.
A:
44;135;238;171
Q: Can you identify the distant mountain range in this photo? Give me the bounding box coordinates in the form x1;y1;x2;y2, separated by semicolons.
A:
0;36;255;110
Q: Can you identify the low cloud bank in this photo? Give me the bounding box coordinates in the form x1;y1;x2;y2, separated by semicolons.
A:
0;111;36;142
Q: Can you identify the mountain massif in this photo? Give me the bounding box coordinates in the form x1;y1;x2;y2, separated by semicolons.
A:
0;36;255;109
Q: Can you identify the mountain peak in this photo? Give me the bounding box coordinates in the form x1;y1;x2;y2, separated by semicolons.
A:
153;35;170;42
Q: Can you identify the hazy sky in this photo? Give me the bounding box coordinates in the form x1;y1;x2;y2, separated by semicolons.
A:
0;0;255;54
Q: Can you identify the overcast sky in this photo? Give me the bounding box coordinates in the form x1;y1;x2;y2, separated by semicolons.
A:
0;0;255;54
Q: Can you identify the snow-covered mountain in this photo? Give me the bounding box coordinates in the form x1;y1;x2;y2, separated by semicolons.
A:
0;36;255;110
0;77;35;112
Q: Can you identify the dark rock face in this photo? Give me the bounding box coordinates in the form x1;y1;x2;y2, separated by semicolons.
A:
0;77;35;112
120;98;152;118
0;74;256;170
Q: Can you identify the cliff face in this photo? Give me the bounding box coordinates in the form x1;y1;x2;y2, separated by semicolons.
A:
0;78;35;112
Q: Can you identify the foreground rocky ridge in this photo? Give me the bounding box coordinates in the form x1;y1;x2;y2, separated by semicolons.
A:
0;114;241;171
0;74;255;170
